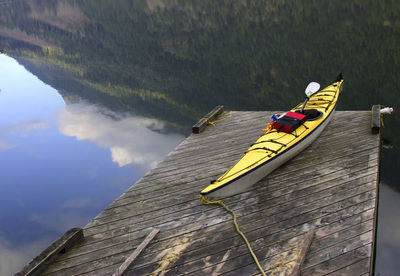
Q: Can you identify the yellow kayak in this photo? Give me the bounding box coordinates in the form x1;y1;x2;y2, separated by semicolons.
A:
201;75;344;198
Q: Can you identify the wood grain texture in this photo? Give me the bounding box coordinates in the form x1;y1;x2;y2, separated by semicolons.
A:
192;105;224;133
371;105;381;134
112;229;159;276
40;110;380;276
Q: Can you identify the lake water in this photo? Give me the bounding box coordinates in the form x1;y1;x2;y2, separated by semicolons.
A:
0;55;184;275
1;1;400;275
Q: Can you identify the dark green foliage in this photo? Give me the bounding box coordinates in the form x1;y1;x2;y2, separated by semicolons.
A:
1;0;399;137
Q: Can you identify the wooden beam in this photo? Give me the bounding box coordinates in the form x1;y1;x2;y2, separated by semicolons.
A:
14;228;83;276
112;228;160;276
371;105;381;134
290;228;315;276
192;105;224;133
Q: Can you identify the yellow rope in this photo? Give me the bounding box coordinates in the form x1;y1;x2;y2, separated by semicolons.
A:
200;195;266;276
201;111;232;126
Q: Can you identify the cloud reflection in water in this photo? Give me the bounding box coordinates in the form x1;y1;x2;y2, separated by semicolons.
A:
58;102;185;173
0;235;53;276
0;139;15;151
1;54;186;276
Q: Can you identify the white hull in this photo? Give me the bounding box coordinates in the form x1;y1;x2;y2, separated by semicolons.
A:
206;110;335;198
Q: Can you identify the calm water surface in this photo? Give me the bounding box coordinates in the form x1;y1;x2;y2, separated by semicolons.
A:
1;1;400;275
376;181;400;275
0;55;184;275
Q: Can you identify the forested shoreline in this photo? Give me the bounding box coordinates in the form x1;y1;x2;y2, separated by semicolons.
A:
1;0;399;135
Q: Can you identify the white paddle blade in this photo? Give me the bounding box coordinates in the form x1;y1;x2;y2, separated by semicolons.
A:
305;82;320;97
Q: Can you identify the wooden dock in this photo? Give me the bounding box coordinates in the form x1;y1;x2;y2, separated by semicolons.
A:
30;110;379;275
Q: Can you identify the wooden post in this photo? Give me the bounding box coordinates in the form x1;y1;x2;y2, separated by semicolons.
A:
15;228;84;276
371;105;381;134
112;229;160;276
192;105;224;134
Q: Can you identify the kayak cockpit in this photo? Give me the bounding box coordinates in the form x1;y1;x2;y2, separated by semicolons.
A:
297;109;323;121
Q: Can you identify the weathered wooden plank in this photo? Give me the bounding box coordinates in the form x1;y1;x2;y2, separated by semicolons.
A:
192;105;224;133
150;124;374;173
47;193;378;276
371;105;381;134
110;143;378;213
301;244;371;275
90;181;376;250
88;154;379;230
97;144;376;216
190;110;267;135
48;179;376;275
182;192;376;274
61;213;374;276
82;158;378;247
131;126;376;185
290;228;315;276
116;141;377;206
148;176;376;247
131;120;376;196
111;228;159;276
97;179;376;260
129;122;377;193
126;192;376;276
178;212;372;275
310;220;374;254
159;111;368;164
16;228;83;276
128;152;378;218
188;114;266;147
186;111;367;149
85;164;378;243
323;257;370;275
56;172;376;268
171;120;373;168
148;112;371;173
188;110;366;141
128;206;373;276
359;270;371;276
304;231;373;269
130;209;375;276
